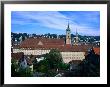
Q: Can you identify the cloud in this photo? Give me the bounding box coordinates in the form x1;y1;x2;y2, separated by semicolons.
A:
11;11;100;36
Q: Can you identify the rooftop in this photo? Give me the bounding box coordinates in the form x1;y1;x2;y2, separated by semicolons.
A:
12;37;99;52
93;47;100;55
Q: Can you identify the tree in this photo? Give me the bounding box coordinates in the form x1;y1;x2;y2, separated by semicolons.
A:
45;49;63;70
77;48;100;77
33;49;65;76
32;59;38;72
18;67;33;77
37;59;49;73
11;58;33;77
11;58;20;77
63;48;100;77
58;63;70;70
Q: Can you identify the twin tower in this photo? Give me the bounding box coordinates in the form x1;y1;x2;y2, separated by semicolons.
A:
66;22;78;45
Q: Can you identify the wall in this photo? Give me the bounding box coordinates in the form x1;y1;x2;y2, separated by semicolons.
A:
61;52;85;63
13;49;85;63
13;49;50;55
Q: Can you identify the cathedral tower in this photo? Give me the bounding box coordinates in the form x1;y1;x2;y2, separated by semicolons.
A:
66;22;71;45
74;29;79;45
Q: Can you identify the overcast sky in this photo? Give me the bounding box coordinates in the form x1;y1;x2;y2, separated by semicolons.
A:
11;11;100;36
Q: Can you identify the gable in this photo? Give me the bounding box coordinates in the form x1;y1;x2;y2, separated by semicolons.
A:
37;41;43;45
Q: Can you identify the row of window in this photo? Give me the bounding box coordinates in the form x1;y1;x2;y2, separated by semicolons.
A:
20;48;59;50
61;52;84;54
13;49;50;55
63;57;85;60
62;54;84;56
13;49;85;57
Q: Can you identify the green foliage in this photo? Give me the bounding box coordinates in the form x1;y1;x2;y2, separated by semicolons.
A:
33;59;38;72
83;49;99;76
75;49;100;77
18;67;33;77
11;58;33;77
46;70;57;77
63;49;100;77
45;49;63;69
11;59;19;77
58;63;70;70
37;59;49;73
33;49;67;76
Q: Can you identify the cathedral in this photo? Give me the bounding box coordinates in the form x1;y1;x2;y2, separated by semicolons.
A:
12;22;98;63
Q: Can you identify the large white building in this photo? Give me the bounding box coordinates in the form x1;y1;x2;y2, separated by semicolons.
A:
12;23;93;63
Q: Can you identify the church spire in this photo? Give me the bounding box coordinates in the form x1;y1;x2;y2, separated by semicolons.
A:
74;28;79;45
76;28;78;37
66;20;70;31
67;20;69;29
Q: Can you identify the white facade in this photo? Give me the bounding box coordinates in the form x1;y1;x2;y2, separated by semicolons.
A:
13;49;85;63
13;49;50;55
61;52;85;63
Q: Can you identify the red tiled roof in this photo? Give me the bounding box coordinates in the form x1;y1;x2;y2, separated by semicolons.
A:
93;47;100;55
11;52;24;60
13;38;94;52
20;37;65;48
59;45;92;52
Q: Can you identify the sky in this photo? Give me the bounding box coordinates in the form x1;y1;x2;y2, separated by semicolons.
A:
11;11;100;36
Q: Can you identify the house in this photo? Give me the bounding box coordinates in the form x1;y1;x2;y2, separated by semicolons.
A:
11;52;33;72
11;52;24;65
